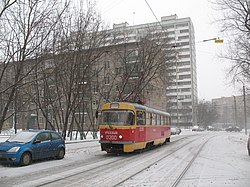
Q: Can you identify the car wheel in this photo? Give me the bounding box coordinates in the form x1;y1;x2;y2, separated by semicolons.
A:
56;148;65;159
20;152;32;166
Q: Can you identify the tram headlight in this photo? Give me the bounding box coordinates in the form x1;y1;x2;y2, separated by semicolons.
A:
100;134;104;139
118;135;123;139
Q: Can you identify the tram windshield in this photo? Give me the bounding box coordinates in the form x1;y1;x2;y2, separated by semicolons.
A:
102;110;134;126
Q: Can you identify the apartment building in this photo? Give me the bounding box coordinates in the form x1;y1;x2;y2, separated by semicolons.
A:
108;15;198;127
1;15;197;131
212;95;250;129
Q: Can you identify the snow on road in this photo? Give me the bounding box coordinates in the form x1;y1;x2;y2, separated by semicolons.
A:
0;131;250;187
178;132;250;187
115;132;250;187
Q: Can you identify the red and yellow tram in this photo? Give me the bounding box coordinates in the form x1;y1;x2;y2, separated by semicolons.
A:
99;102;171;153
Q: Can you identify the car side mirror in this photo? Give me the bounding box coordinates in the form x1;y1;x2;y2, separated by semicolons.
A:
33;140;41;144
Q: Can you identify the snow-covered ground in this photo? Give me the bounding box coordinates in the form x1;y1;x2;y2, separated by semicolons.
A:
178;132;250;187
0;130;250;187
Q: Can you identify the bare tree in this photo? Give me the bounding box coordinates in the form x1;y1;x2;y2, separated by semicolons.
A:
212;0;250;82
0;0;68;132
97;29;174;108
197;100;219;128
0;0;16;17
31;2;109;139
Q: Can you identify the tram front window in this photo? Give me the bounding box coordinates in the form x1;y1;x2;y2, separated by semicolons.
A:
102;110;134;125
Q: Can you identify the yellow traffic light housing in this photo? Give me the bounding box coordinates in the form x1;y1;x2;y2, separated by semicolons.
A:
214;38;224;43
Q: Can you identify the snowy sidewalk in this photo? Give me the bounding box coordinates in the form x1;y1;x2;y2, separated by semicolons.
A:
178;132;250;187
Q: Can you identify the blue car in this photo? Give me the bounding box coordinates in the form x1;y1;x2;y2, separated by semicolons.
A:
0;129;65;166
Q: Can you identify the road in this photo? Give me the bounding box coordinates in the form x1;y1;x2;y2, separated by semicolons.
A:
0;131;249;187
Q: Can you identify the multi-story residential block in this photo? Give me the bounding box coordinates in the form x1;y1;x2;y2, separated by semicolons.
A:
212;95;250;129
1;14;197;132
108;15;198;128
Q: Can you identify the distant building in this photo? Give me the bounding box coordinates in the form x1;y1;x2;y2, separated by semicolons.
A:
212;95;250;129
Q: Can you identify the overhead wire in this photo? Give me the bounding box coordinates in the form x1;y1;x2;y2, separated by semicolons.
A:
144;0;165;31
99;0;124;15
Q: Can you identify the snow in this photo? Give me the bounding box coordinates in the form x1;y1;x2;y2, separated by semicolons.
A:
0;130;250;186
178;133;250;187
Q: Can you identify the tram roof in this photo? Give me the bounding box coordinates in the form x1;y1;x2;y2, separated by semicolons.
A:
103;102;170;116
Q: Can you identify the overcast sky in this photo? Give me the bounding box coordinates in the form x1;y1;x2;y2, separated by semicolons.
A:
94;0;241;101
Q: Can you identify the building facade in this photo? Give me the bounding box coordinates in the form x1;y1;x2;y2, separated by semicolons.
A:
212;95;250;129
1;15;197;132
109;15;198;128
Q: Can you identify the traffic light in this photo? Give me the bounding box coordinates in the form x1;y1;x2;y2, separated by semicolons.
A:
214;38;224;43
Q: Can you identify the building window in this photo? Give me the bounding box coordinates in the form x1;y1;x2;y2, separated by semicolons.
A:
104;76;110;85
181;88;191;92
104;92;109;100
179;54;190;59
180;29;189;33
115;67;122;74
176;23;189;28
93;85;98;94
178;81;191;86
178;68;191;73
105;61;110;69
92;100;99;109
178;35;189;40
115;85;119;91
179;74;191;80
178;61;190;66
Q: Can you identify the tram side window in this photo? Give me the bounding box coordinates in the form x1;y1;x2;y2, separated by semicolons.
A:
137;111;146;125
163;116;166;125
146;112;150;125
151;114;155;125
149;113;152;125
157;115;161;125
155;114;158;125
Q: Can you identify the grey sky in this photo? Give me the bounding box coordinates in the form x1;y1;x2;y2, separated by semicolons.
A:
94;0;239;101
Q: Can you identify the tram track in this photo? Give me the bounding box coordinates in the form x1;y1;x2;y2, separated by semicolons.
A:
31;134;206;187
114;134;212;187
116;134;215;187
1;133;208;187
170;136;214;187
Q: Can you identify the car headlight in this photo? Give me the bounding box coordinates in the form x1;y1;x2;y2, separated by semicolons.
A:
7;146;20;152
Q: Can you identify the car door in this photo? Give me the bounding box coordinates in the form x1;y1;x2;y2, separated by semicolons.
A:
50;132;64;157
32;132;52;160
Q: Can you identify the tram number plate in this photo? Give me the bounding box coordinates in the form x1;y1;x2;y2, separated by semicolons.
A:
106;135;118;141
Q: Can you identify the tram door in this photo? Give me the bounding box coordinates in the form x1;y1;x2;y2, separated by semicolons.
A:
135;111;146;142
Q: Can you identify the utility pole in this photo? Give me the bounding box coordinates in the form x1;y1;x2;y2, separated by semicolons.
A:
237;79;248;135
243;85;247;135
233;96;237;127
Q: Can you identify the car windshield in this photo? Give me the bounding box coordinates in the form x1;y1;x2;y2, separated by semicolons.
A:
102;110;134;126
7;131;38;143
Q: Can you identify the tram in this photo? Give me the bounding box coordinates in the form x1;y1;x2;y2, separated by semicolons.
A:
99;102;171;153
